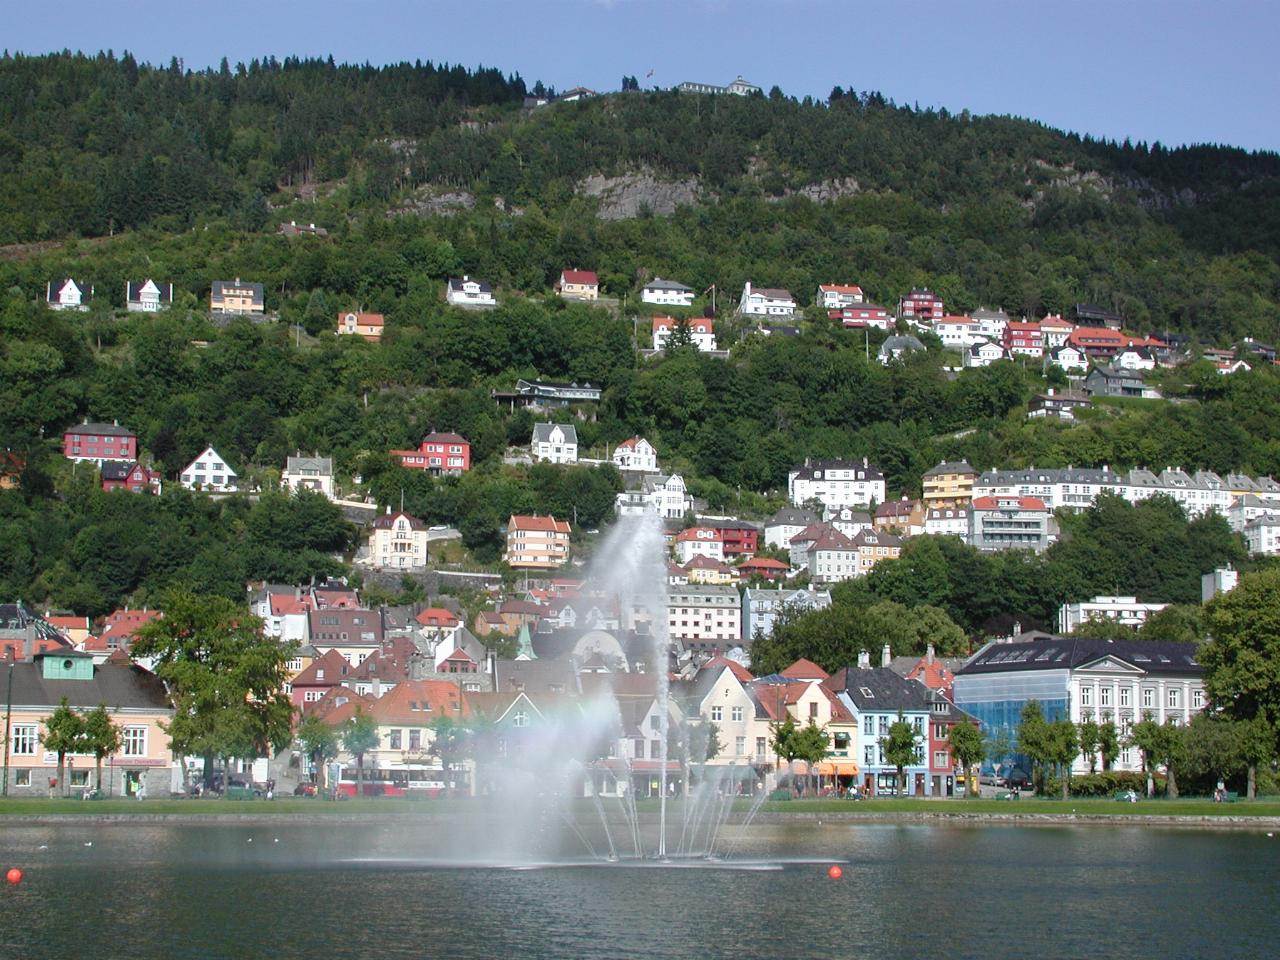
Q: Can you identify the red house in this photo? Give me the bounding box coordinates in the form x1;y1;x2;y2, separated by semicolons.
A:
898;289;944;323
708;520;760;559
736;556;790;582
831;304;892;330
391;432;471;474
101;461;162;494
1002;321;1044;358
63;420;137;464
85;607;162;654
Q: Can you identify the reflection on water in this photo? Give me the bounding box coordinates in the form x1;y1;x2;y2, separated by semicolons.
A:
0;822;1275;959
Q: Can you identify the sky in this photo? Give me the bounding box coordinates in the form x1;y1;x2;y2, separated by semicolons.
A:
6;0;1280;152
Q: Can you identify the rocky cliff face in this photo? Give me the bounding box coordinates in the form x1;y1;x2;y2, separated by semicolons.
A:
577;170;701;220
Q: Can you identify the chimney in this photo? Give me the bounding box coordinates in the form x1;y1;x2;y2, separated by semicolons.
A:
926;643;935;665
857;650;870;669
881;643;891;668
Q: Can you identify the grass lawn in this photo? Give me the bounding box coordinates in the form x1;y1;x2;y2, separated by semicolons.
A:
2;795;1277;819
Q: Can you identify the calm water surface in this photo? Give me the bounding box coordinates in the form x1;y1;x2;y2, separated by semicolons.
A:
0;820;1275;959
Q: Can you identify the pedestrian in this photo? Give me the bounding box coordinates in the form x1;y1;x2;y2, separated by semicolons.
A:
137;779;146;801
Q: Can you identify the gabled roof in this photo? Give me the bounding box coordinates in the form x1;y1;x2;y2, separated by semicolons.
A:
6;658;170;711
560;269;599;285
337;311;384;326
291;649;353;686
448;277;493;293
768;506;819;527
781;658;829;680
737;556;789;571
532;422;578;444
415;607;460;628
818;283;863;295
65;420;135;438
825;665;933;712
371;510;426;530
422;431;468;445
508;515;571;534
971;495;1048;511
367;679;470;724
644;277;693;292
922;460;975;478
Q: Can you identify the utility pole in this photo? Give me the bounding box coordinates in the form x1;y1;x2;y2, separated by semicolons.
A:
3;653;14;797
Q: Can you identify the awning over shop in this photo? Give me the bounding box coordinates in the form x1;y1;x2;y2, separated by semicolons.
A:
813;762;859;776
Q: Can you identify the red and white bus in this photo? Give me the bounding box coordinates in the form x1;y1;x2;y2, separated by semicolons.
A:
334;767;451;798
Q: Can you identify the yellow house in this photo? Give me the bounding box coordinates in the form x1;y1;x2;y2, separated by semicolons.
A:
921;460;977;509
209;278;265;315
557;269;599;301
3;651;176;798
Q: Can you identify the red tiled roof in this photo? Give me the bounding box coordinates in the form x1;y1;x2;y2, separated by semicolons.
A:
337;311;384;327
702;656;754;683
270;595;313;617
971;495;1048;511
781;658;829;680
561;269;598;286
415;607;460;627
292;649;353;687
509;515;571;534
675;527;723;542
738;557;789;570
819;283;863;295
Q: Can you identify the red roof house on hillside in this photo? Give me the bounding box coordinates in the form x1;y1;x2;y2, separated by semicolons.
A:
392;431;471;474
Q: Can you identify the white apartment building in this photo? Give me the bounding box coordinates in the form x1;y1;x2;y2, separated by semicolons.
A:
641;278;696;307
788;458;886;510
369;510;429;570
1058;596;1169;634
614;474;692;520
739;282;796;317
667;585;742;648
504;515;572;570
1244;516;1280;555
652;315;717;352
816;283;864;310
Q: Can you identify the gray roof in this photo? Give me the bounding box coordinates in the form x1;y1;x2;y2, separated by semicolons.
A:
532;422;578;444
126;280;173;302
211;279;265;299
494;658;580;695
828;665;933;712
8;658;172;711
644;277;693;293
879;335;926;356
286;455;333;474
448;277;493;293
957;636;1202;677
65;421;135;438
922;460;975;479
768;506;819;527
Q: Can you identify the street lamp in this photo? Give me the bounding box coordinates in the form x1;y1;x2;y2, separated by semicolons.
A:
3;653;14;797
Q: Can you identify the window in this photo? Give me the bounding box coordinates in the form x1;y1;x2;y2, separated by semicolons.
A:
1192;689;1204;710
1100;687;1112;708
512;711;529;728
809;702;819;720
13;769;31;787
1167;688;1181;709
863;716;873;736
933;751;950;768
878;717;888;736
735;736;746;756
634;739;645;757
11;724;37;756
122;726;148;757
1081;685;1092;707
756;737;767;759
69;769;89;787
389;730;402;750
710;706;723;721
730;706;744;722
409;730;421;751
650;740;661;759
1119;687;1131;708
864;746;875;766
1142;688;1155;709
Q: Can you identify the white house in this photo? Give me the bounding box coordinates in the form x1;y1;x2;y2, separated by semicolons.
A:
652;315;717;352
816;283;864;310
674;527;725;564
369;509;429;570
47;279;91;311
180;447;238;492
641;278;695;307
531;423;578;464
924;507;969;538
739;282;796;318
1244;516;1280;555
934;316;981;349
741;587;832;643
1046;344;1088;373
878;335;925;365
1058;596;1169;634
1227;494;1280;533
970;308;1010;342
282;454;336;499
615;473;692;520
1114;347;1156;371
765;506;820;550
446;276;497;308
964;340;1007;368
613;437;658;472
1040;314;1074;349
125;280;174;313
666;584;741;648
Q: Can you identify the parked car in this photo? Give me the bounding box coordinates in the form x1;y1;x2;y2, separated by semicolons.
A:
1002;768;1032;790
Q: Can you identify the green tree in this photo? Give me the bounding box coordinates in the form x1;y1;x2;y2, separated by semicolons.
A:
131;588;296;792
880;712;920;796
1077;718;1101;775
342;709;381;796
1128;714;1163;798
1045;718;1079;799
1098;720;1120;772
429;715;470;791
1017;700;1052;794
946;721;984;797
42;698;87;797
1200;568;1280;793
80;704;122;794
296;713;340;791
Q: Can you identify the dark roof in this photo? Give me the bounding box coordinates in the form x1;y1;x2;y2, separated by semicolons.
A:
922;460;974;478
448;277;493;293
370;510;426;530
9;659;171;711
211;279;265;298
64;421;135;438
826;665;932;712
126;280;173;302
100;461;134;481
956;636;1202;677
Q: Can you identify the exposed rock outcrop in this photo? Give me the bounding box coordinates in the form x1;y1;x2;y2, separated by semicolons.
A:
577;171;700;220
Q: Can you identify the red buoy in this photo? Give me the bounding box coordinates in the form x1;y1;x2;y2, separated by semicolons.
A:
5;868;22;885
827;864;843;880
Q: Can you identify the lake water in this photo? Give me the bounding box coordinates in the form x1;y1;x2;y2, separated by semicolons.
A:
1;819;1276;959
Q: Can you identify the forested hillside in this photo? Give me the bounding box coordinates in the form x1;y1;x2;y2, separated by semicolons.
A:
2;52;1280;618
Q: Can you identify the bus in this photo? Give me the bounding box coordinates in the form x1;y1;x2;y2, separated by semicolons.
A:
334;767;453;798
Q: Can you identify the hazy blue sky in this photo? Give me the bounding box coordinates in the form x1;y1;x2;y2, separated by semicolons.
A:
7;0;1279;151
